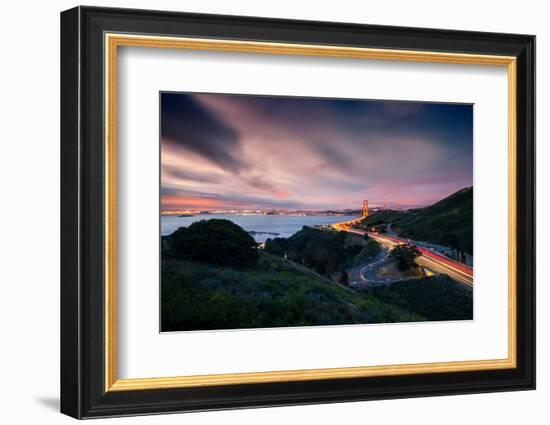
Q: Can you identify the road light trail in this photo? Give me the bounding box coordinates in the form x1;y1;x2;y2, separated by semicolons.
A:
415;256;473;287
332;220;473;287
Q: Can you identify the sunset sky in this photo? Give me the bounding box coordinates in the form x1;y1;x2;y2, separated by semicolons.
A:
161;92;473;212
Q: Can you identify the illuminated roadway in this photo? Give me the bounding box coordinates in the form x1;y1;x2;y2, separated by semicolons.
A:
332;219;473;287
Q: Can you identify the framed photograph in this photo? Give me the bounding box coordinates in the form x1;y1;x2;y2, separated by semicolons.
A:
60;6;535;419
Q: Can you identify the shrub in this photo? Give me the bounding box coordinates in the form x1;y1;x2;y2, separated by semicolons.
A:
390;244;420;271
168;219;258;267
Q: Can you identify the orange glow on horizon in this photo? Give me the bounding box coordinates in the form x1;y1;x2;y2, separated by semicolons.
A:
161;195;261;211
161;196;225;209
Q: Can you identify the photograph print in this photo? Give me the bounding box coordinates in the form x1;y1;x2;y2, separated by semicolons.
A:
160;92;474;332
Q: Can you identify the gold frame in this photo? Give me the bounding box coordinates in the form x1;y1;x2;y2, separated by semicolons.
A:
104;33;517;392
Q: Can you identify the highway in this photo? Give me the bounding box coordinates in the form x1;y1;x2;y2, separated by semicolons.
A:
332;220;473;287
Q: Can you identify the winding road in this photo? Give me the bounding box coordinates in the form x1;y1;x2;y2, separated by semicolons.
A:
332;219;473;287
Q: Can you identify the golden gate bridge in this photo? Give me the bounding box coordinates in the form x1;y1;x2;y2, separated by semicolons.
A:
362;200;389;217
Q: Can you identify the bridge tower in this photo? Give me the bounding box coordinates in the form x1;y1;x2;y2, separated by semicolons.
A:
362;200;369;217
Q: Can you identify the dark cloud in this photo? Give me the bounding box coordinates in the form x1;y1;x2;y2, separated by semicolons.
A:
163;165;222;184
241;174;289;199
161;186;222;198
313;144;354;170
161;93;245;173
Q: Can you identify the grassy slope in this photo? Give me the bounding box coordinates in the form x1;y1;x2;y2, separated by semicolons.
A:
161;251;423;332
365;275;473;321
341;240;381;269
359;187;473;254
359;210;414;227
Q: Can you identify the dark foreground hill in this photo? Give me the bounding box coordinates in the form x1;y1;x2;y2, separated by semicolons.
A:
358;187;473;255
361;275;473;321
161;252;422;331
161;221;419;331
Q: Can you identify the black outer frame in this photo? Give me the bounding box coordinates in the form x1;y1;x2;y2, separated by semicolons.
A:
60;6;535;419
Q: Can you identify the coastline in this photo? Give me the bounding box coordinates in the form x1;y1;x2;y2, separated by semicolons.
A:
161;213;358;242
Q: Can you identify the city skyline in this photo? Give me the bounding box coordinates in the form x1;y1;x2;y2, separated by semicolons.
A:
161;92;473;212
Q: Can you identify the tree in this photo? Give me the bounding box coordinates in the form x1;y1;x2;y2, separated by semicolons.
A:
264;238;286;256
377;224;387;233
390;244;421;271
339;272;350;286
304;242;339;275
442;232;464;263
168;219;258;267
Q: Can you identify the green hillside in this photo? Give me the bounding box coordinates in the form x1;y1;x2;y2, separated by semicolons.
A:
161;252;422;331
364;275;473;321
358;187;473;255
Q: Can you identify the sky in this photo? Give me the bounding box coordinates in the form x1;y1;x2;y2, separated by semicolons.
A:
160;92;473;212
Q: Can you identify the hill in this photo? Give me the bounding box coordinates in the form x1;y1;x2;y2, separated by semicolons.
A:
361;275;473;321
161;251;422;331
264;226;381;276
358;187;473;255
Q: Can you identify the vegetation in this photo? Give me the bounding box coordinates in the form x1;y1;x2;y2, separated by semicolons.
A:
342;243;381;269
362;275;473;321
339;271;350;286
161;251;422;331
358;210;410;229
356;187;473;255
264;226;380;276
161;219;472;332
165;219;258;268
390;244;421;271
